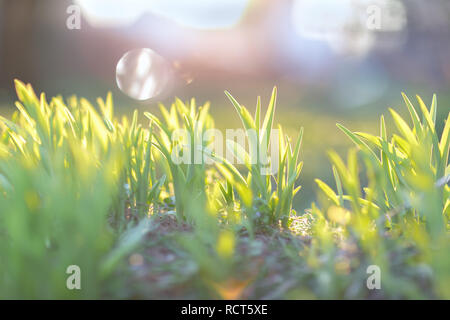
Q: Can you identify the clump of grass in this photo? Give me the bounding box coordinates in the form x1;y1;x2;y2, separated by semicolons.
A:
313;93;449;298
0;81;127;298
215;87;303;233
144;98;214;223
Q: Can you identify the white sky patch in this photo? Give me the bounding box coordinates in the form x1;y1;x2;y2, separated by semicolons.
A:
291;0;407;55
75;0;250;29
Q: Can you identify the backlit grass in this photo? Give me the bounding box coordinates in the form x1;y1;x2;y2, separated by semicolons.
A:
0;80;448;299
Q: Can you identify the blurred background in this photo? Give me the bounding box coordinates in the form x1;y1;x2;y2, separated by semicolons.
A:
0;0;449;211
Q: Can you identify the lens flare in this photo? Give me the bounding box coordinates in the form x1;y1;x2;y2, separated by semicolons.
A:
115;48;172;100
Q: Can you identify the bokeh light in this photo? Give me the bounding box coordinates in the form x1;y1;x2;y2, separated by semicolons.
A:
116;48;172;100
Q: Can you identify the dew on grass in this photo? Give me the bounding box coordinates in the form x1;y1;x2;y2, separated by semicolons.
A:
116;48;172;100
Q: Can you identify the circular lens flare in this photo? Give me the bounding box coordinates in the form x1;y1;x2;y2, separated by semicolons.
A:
115;48;172;100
